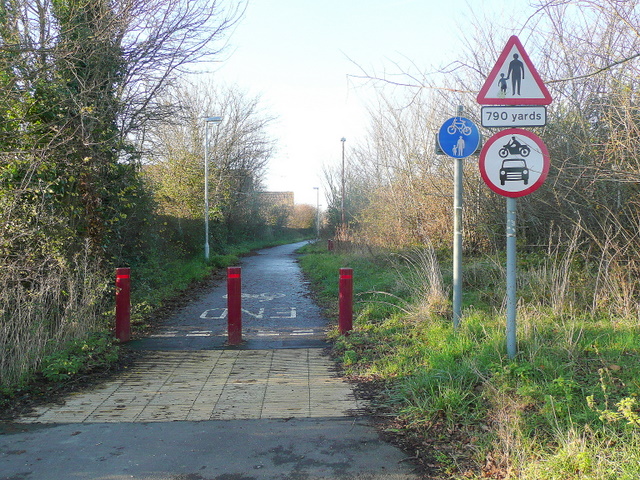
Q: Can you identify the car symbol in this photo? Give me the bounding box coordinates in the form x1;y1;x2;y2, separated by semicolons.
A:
499;158;529;185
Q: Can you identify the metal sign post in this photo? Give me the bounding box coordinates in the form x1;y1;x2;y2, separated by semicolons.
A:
479;130;549;359
437;108;481;328
506;197;517;359
453;151;463;329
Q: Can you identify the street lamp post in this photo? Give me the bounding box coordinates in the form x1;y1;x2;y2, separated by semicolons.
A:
204;116;223;261
340;137;346;228
313;187;320;238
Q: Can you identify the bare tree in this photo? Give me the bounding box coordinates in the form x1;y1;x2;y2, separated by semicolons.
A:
118;0;245;150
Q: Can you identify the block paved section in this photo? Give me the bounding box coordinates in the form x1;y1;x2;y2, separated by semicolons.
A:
17;349;361;423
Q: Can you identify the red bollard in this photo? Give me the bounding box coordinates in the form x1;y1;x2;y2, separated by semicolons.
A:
227;267;243;345
339;268;353;335
115;267;131;343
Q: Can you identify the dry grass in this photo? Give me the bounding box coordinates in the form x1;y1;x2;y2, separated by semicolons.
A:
392;246;451;320
0;244;109;387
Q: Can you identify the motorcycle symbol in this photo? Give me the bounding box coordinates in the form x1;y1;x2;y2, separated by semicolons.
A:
499;136;530;158
447;118;473;136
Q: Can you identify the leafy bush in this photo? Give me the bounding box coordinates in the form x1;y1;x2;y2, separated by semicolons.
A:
40;333;119;382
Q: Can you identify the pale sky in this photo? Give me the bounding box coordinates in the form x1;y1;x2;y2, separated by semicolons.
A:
212;0;525;206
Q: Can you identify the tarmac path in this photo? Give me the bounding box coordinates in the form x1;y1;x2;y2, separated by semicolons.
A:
129;240;329;351
1;241;419;479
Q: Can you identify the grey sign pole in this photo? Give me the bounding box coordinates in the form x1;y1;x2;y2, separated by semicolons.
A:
438;106;481;330
506;196;517;359
453;107;464;328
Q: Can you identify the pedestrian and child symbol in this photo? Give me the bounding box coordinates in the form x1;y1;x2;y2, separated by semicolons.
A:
498;54;525;97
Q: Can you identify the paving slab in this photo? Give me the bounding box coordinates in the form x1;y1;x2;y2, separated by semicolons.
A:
16;349;361;424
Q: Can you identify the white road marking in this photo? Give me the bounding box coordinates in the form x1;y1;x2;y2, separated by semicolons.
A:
271;307;297;319
291;330;315;336
200;308;227;319
242;308;265;319
200;307;296;320
150;329;318;339
257;331;280;337
222;293;286;302
186;331;213;337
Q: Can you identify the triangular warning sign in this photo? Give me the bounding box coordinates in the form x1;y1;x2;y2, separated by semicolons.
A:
477;36;552;105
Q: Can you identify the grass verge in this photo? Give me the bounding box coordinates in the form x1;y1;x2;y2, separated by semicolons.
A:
298;241;640;480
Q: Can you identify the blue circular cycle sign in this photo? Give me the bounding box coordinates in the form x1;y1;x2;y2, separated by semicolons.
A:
438;117;481;158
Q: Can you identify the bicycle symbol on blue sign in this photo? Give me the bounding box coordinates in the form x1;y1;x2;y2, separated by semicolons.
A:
438;117;481;159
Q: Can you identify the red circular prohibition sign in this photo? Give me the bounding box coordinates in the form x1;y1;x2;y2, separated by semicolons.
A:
479;128;550;198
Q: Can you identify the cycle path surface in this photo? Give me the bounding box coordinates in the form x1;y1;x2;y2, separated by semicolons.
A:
128;240;328;350
1;241;419;479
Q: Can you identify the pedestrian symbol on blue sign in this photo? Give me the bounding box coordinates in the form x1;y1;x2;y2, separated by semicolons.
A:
438;117;481;159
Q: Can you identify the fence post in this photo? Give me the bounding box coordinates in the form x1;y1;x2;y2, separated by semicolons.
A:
339;268;353;334
227;267;243;345
115;267;131;343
